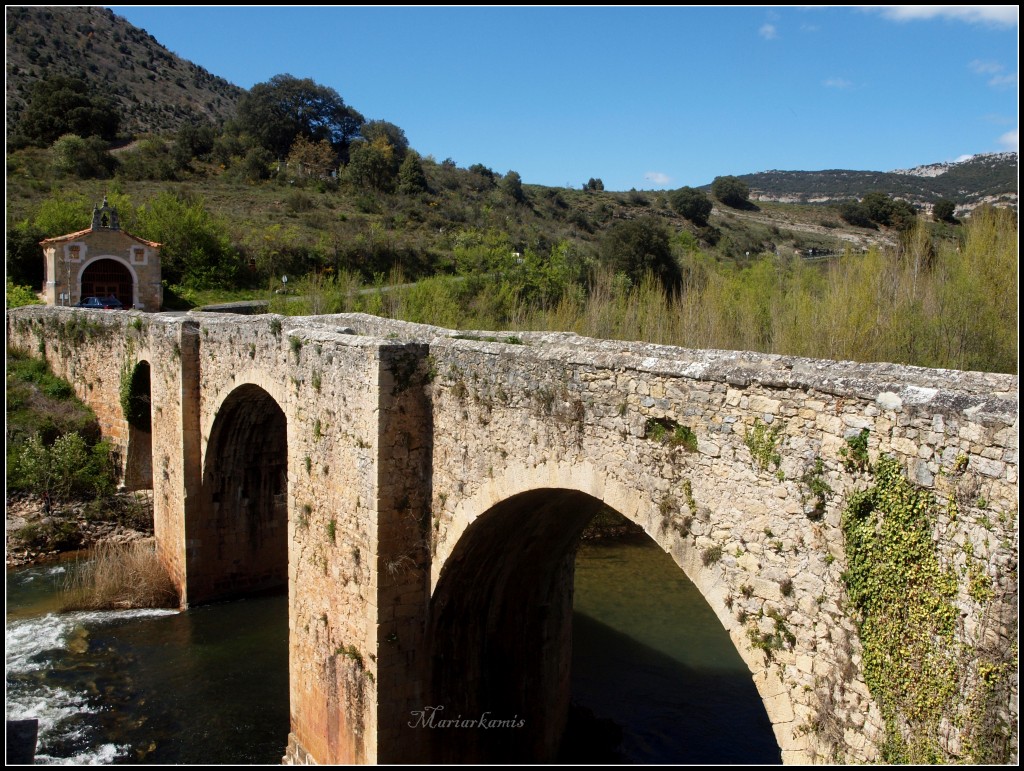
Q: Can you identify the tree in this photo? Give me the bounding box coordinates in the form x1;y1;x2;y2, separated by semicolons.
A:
211;131;248;168
12;76;120;148
33;191;92;237
286;136;337;179
345;136;397;192
6;220;46;289
861;191;895;224
51;134;117;179
469;163;494;178
600;217;681;292
236;74;364;159
839;200;873;228
889;199;918;230
584;178;605;191
172;121;218;168
861;191;917;230
669;186;713;224
116;138;178;181
932;199;957;223
359;120;409;162
347;119;410;188
134;192;240;289
398;152;429;195
502;170;525;203
711;176;750;208
240;146;274;182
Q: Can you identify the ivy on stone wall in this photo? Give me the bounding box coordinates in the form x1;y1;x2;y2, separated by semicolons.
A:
118;339;150;430
841;455;1015;763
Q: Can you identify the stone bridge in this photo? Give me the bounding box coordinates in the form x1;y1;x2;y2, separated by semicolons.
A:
6;306;1018;764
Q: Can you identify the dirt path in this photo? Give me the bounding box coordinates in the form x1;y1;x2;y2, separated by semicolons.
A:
715;204;898;253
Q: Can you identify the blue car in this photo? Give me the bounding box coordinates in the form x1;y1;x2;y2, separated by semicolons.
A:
76;295;124;310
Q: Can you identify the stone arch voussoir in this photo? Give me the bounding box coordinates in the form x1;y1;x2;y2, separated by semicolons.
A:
431;458;799;761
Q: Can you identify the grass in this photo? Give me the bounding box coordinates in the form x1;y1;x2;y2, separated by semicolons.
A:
59;540;178;611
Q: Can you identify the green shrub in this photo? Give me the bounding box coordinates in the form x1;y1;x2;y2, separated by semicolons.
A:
711;175;750;208
7;432;115;501
645;417;698;451
669;186;713;224
15;518;82;552
6;280;43;309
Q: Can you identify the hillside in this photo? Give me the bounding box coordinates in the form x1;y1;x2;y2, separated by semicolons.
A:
733;152;1018;212
5;6;244;137
3;3;1014;297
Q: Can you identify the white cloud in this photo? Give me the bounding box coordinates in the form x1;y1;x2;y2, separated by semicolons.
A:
644;172;671;186
875;6;1018;26
967;60;1018;89
824;77;853;89
969;59;1004;75
988;73;1019;88
759;23;777;40
998;129;1019;151
966;60;1015;88
955;154;976;162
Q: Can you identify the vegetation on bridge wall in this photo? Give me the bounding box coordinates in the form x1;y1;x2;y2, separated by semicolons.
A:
841;456;1017;763
118;334;152;430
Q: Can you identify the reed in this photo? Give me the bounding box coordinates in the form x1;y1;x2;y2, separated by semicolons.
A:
60;540;178;611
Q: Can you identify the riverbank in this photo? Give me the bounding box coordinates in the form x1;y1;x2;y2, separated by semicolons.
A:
5;491;154;568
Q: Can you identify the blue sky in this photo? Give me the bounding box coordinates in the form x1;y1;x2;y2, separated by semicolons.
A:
107;5;1018;191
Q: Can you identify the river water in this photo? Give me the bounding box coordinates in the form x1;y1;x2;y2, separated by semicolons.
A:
571;534;780;764
5;536;779;764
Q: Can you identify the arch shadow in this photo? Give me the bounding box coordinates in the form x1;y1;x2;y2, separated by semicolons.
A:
189;383;288;605
123;360;153;491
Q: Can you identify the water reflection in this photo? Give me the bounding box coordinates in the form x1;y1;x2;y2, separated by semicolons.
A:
570;534;781;764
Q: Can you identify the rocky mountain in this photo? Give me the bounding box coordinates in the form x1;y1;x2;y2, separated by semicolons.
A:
5;6;244;138
732;153;1018;212
890;152;1017;178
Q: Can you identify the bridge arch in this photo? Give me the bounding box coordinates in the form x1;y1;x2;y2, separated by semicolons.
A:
188;382;288;605
429;460;789;763
200;368;289;471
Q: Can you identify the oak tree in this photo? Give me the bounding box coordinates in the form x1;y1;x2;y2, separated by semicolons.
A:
236;74;364;158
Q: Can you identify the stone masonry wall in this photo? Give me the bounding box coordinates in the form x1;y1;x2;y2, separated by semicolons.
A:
7;308;201;593
186;312;392;764
414;327;1016;764
6;307;1017;765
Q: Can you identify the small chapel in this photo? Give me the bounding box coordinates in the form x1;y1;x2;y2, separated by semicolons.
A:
40;197;163;310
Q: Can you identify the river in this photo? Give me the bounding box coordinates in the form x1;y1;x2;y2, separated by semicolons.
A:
5;536;779;764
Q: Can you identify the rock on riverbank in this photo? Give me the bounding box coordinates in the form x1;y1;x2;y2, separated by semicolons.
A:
6;492;154;568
